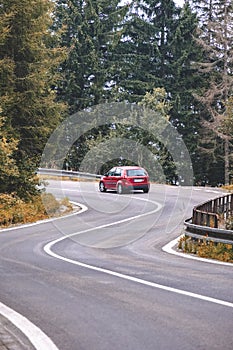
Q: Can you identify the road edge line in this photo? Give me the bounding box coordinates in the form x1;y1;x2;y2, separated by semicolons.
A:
0;302;59;350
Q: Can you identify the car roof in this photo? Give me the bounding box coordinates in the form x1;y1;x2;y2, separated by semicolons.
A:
117;166;144;169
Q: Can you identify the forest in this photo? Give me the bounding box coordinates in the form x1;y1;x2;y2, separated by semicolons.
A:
0;0;233;201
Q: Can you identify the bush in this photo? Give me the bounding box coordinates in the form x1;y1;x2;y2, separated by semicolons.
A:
226;216;233;230
178;236;233;263
41;193;60;215
198;241;233;262
0;193;73;227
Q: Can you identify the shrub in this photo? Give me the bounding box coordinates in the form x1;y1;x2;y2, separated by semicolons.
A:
178;236;233;263
0;193;73;227
41;193;60;215
226;216;233;230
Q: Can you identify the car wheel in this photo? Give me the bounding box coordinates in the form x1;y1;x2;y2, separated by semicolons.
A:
99;182;106;192
143;186;149;193
117;183;124;194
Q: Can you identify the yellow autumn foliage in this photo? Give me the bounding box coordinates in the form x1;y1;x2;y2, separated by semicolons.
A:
0;193;72;227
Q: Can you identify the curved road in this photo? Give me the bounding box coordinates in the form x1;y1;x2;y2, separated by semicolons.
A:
0;181;232;350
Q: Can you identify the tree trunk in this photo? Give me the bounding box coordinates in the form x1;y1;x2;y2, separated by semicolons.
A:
225;138;229;185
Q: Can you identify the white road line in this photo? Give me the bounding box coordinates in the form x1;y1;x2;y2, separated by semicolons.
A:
0;302;59;350
45;197;163;243
205;190;221;194
44;200;233;309
193;188;228;195
48;187;82;192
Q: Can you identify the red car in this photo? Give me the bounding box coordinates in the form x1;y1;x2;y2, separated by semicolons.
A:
99;166;150;194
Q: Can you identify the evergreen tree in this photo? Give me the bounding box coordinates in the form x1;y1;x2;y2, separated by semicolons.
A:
141;0;178;84
225;97;233;136
138;88;177;183
74;89;176;183
113;0;180;102
112;2;159;102
0;115;19;194
0;0;65;197
118;1;203;183
54;0;128;113
0;8;19;193
169;2;203;184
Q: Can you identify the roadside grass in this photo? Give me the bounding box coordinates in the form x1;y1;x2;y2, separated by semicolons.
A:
38;174;98;182
226;216;233;230
222;184;233;191
0;193;73;228
178;236;233;263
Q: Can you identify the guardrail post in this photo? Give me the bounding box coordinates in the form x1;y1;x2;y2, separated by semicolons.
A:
227;195;229;218
185;193;233;244
213;198;218;213
193;209;197;225
231;193;233;215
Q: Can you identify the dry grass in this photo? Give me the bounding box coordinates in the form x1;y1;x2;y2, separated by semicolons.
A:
178;236;233;263
0;193;73;228
222;184;233;191
38;174;98;182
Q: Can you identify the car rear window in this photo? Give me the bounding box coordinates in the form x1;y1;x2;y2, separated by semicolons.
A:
127;169;146;176
115;168;122;176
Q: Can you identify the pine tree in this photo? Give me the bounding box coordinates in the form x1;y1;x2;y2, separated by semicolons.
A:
0;5;19;194
0;0;66;197
112;2;159;102
54;0;128;113
141;0;178;84
168;2;204;184
113;0;180;102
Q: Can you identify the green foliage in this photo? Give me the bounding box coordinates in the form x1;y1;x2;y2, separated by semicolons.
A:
168;2;203;184
54;0;128;113
139;88;171;120
111;0;180;103
198;241;233;262
0;117;19;192
0;0;66;199
112;7;158;102
68;89;178;183
0;0;66;158
225;97;233;136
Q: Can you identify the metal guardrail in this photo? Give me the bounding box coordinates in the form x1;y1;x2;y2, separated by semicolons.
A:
184;193;233;244
38;168;101;180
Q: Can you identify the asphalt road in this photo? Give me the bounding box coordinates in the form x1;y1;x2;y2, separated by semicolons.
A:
0;181;233;350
